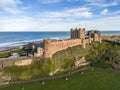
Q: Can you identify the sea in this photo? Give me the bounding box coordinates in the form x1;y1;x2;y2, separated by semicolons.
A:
0;31;120;50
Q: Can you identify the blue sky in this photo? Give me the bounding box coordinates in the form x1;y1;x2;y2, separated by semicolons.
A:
0;0;120;31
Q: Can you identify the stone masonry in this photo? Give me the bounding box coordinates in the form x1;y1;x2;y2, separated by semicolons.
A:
0;27;101;70
35;28;101;58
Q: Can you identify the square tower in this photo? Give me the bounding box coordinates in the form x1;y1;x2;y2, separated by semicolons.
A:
71;28;85;39
78;28;85;39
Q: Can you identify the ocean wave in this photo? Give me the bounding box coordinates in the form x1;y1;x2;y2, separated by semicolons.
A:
0;36;70;48
0;39;43;48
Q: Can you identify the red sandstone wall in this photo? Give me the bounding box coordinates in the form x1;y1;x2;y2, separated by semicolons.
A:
44;39;82;58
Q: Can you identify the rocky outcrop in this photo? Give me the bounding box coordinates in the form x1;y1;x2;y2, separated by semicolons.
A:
0;57;33;71
75;57;89;68
15;59;32;66
0;72;11;86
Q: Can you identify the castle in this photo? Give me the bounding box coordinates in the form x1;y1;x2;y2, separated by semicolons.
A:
0;28;101;70
25;28;101;58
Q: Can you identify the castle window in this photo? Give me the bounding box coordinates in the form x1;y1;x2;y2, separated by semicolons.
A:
91;33;94;38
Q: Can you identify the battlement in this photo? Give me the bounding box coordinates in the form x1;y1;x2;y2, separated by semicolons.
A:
35;27;101;58
71;28;85;39
43;39;83;58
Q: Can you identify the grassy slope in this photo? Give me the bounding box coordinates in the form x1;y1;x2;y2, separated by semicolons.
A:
2;41;120;90
1;69;120;90
0;52;10;58
3;60;51;81
91;41;120;69
3;41;111;81
3;45;87;81
52;45;87;62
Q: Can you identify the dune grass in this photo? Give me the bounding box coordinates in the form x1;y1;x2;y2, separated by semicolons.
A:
1;69;120;90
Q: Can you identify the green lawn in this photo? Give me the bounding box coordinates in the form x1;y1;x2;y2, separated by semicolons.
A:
0;52;10;58
1;69;120;90
0;49;27;58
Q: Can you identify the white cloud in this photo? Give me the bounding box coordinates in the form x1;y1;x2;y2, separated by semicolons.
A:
101;8;109;15
2;7;21;14
101;2;119;7
38;7;92;19
89;16;120;30
39;0;61;4
112;10;120;15
66;8;89;13
0;16;37;31
100;9;120;16
0;0;29;14
67;8;92;18
67;0;105;3
57;16;120;31
87;2;118;7
85;0;104;2
68;0;119;8
0;0;119;31
0;0;22;6
39;12;70;18
0;15;120;31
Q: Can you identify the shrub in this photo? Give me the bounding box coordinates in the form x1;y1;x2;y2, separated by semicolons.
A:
91;60;112;69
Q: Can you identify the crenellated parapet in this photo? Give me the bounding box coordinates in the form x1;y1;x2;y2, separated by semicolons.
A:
36;27;101;58
71;28;85;39
43;39;83;58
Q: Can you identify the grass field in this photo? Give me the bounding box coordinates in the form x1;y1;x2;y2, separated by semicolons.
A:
0;49;27;58
1;69;120;90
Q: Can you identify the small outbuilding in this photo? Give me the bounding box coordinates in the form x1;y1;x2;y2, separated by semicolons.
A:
10;53;20;58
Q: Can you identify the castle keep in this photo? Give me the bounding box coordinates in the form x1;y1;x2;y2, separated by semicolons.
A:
71;28;85;39
34;28;101;58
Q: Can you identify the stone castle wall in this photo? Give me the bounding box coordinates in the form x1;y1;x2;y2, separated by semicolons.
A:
0;28;102;71
0;57;33;71
32;28;101;58
43;39;87;58
43;28;102;58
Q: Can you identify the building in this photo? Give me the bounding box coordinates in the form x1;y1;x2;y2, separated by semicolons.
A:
71;28;101;42
22;28;101;58
9;53;20;58
71;28;85;39
87;30;101;42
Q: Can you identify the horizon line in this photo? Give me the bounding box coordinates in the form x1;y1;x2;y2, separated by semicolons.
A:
0;30;120;32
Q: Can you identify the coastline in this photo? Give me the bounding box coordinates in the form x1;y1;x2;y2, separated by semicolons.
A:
102;34;120;42
0;36;70;52
0;33;120;52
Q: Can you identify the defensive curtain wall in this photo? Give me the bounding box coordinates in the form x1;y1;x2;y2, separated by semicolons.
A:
43;28;101;58
43;37;95;58
43;39;85;58
0;57;33;71
0;28;101;70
